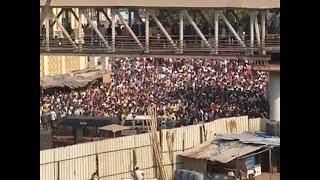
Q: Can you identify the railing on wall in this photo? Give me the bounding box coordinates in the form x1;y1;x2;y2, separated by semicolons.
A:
40;116;268;180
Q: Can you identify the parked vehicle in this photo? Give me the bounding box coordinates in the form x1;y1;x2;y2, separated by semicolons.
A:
52;116;120;147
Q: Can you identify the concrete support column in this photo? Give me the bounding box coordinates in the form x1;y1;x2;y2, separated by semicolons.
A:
261;11;266;55
145;10;150;53
269;71;280;121
214;11;219;54
179;10;184;54
111;9;116;52
250;12;254;54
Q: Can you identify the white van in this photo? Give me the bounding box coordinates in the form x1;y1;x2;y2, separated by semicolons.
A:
121;115;152;135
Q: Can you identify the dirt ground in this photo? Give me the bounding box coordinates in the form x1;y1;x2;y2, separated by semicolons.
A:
255;172;280;180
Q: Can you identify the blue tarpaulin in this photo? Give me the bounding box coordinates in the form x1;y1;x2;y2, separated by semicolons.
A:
246;156;255;169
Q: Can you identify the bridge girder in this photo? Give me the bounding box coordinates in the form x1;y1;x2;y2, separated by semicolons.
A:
40;52;271;62
40;7;279;56
40;0;280;9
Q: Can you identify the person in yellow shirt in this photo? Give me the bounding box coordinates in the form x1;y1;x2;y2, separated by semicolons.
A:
123;98;129;107
43;103;50;113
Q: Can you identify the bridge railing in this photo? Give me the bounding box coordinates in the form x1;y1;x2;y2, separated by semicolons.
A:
40;33;279;53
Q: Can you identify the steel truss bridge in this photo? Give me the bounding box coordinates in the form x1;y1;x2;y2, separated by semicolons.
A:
40;0;280;61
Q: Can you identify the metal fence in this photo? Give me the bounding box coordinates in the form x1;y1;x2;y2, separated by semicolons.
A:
40;116;267;180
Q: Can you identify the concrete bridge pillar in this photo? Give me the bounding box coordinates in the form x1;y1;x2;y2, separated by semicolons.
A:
269;71;280;121
253;61;280;121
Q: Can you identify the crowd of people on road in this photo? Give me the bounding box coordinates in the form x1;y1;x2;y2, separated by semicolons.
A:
40;57;269;129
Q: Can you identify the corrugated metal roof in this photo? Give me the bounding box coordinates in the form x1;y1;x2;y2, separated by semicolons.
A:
41;70;103;89
180;131;279;164
180;140;264;164
209;145;263;163
216;132;280;146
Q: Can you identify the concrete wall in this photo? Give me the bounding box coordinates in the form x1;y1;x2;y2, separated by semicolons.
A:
40;55;88;77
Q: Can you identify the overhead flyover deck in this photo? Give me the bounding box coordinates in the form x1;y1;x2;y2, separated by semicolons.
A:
40;0;280;9
40;51;271;62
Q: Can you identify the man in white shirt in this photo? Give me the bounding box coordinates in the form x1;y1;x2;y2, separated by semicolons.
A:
134;167;144;180
50;110;57;128
74;108;80;116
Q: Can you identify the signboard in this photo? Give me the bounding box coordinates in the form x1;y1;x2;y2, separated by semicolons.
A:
254;164;262;176
247;164;262;178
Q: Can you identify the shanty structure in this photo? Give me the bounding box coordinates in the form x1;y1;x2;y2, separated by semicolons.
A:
253;55;280;122
40;69;104;89
179;132;280;179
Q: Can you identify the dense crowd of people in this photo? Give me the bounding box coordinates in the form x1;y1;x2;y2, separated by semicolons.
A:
40;57;269;128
